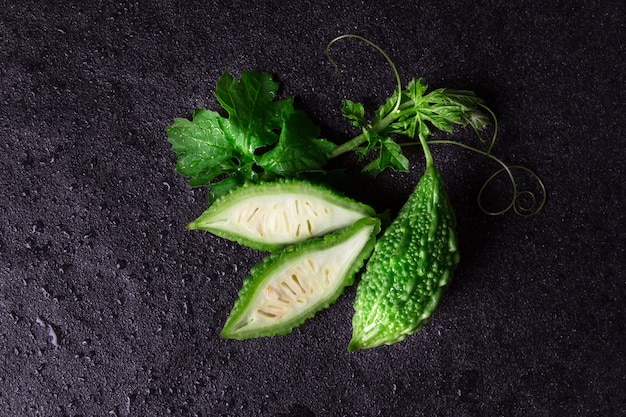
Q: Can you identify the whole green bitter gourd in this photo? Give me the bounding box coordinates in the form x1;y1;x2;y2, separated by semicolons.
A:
349;165;460;351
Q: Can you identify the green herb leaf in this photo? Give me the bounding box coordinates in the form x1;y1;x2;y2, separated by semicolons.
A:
357;128;382;158
215;70;293;152
362;136;409;176
257;110;337;177
342;99;367;127
166;108;238;187
167;71;336;201
380;137;409;172
372;89;401;127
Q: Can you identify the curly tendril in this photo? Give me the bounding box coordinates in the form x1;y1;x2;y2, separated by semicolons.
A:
434;107;546;217
477;165;547;217
428;140;546;217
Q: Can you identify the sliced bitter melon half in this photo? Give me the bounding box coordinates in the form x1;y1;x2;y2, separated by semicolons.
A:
187;179;376;251
220;217;380;340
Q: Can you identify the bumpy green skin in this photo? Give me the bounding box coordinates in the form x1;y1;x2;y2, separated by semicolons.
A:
349;166;460;351
221;217;380;340
187;179;376;252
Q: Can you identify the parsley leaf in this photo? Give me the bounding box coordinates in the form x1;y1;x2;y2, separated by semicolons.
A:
258;110;336;177
166;108;237;187
215;70;292;153
362;136;409;176
166;71;336;202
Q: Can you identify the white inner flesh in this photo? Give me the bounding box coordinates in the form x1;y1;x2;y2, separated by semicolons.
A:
209;193;368;244
231;224;374;334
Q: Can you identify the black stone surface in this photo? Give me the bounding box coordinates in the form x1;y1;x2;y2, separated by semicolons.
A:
1;1;624;416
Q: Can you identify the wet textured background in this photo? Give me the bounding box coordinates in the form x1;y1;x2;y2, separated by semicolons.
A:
1;1;624;416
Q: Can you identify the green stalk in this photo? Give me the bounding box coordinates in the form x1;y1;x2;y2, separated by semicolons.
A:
419;132;434;169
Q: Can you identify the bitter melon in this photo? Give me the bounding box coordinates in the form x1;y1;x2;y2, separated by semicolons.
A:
348;165;460;351
221;217;380;340
187;179;376;251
